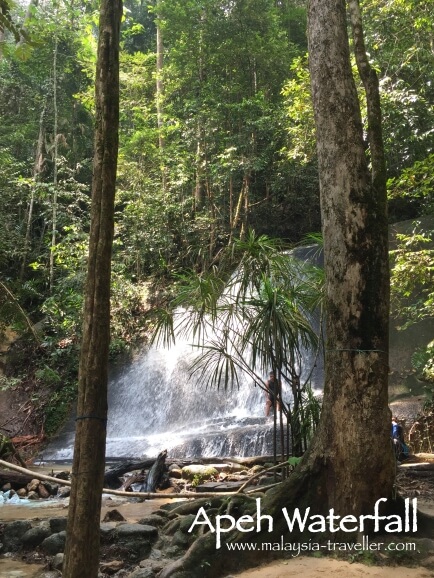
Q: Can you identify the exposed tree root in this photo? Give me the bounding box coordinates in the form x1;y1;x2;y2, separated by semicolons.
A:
157;458;434;578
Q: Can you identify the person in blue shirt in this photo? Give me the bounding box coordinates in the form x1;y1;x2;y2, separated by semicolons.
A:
391;416;409;461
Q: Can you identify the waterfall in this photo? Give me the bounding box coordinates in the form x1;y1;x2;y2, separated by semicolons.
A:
42;246;324;461
42;337;322;461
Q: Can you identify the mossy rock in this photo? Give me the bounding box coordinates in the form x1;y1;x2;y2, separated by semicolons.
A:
181;465;219;482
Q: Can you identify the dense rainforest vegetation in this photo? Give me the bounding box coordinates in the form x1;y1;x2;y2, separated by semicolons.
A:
0;0;433;437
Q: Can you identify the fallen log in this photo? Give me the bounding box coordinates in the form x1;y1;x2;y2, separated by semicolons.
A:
399;462;434;471
414;453;434;463
0;469;33;488
103;458;156;488
0;459;243;499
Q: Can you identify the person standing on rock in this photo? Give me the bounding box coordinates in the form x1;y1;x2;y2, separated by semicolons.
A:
265;371;281;417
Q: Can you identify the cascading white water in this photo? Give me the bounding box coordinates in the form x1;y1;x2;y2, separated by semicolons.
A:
104;337;269;458
43;334;322;461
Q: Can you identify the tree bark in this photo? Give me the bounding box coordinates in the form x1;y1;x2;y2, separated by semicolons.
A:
62;0;121;576
49;31;59;294
305;0;393;517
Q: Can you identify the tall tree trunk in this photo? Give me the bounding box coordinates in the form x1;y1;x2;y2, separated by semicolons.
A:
0;27;4;62
303;0;393;516
21;99;47;281
155;0;166;191
62;0;121;576
49;32;58;294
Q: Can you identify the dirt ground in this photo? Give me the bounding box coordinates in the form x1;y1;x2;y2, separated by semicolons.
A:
231;558;434;578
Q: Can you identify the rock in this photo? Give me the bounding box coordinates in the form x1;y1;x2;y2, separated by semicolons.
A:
164;544;185;559
53;471;70;481
100;522;117;538
3;520;32;552
27;490;40;500
102;508;126;522
111;523;158;560
250;464;265;473
38;483;51;499
137;515;167;527
116;524;158;539
57;486;71;498
148;548;163;560
52;552;64;571
168;468;182;479
126;568;155;578
27;478;40;493
181;465;219;481
139;559;165;574
17;488;27;497
21;522;51;548
195;480;245;492
40;531;66;555
100;560;125;574
42;481;59;496
171;530;191;548
168;463;181;471
2;483;11;492
49;517;67;533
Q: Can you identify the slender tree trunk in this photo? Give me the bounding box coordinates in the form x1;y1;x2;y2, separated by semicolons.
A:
155;0;166;191
62;0;121;576
0;28;4;62
49;32;58;294
21;100;47;280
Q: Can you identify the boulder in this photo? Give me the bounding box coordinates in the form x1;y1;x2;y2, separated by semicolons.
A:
42;481;59;496
38;483;51;499
57;486;71;498
115;524;158;539
3;520;32;552
137;515;167;527
49;517;68;534
27;478;40;493
40;531;66;555
100;522;117;539
27;490;39;500
110;523;158;560
21;522;51;548
102;508;126;522
52;552;64;571
181;465;219;481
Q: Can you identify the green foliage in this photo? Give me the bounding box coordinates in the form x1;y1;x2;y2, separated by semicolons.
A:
281;56;316;164
43;382;76;437
287;456;301;467
388;155;434;218
390;226;434;328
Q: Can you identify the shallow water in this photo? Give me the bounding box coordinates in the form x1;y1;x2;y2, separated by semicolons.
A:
0;461;178;576
0;558;41;578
